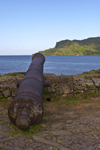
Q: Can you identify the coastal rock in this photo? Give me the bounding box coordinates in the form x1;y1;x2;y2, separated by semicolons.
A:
12;90;17;97
92;78;100;88
2;90;10;98
73;77;94;91
7;97;13;101
0;77;17;89
44;75;74;95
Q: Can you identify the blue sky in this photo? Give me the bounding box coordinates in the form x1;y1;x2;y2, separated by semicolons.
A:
0;0;100;55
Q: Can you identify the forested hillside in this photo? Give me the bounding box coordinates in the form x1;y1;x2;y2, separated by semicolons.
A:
39;37;100;55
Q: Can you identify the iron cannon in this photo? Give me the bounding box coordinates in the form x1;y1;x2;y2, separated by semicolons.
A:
8;53;45;130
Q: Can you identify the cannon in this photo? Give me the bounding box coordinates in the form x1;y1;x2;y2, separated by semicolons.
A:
8;53;45;130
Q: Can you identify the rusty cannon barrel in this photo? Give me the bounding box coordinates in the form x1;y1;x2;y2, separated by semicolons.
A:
8;53;45;130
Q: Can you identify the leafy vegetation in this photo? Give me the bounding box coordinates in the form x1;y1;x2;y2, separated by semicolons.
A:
38;37;100;55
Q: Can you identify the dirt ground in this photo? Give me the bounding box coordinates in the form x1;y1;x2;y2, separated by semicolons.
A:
1;100;100;150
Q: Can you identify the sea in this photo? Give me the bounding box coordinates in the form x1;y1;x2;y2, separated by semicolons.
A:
0;55;100;75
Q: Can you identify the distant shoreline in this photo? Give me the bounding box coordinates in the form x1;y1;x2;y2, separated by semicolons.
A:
37;37;100;56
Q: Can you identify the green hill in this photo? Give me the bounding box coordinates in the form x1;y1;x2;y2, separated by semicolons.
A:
38;37;100;55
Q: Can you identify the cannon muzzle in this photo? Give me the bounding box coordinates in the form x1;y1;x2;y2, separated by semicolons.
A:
8;53;45;130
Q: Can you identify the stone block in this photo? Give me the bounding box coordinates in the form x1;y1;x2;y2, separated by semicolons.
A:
12;90;17;97
2;90;10;98
92;78;100;87
7;97;13;101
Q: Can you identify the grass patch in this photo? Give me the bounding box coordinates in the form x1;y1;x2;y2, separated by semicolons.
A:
59;96;100;106
5;122;43;137
0;119;8;121
79;70;100;78
60;97;81;106
0;98;8;102
55;95;59;101
0;73;24;80
0;75;11;80
21;124;42;136
91;92;100;97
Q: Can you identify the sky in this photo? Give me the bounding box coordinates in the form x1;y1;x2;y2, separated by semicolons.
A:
0;0;100;55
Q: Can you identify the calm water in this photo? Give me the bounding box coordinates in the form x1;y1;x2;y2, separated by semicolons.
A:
0;55;100;75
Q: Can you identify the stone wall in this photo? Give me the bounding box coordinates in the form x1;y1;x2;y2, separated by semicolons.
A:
43;70;100;101
0;73;25;101
0;70;100;102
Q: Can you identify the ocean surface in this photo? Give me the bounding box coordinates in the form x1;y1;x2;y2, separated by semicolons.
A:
0;55;100;75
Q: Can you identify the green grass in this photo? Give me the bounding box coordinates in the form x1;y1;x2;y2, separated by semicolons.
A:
21;124;42;137
0;119;8;121
5;122;43;137
0;98;8;102
0;73;24;80
59;96;100;106
80;70;100;77
60;97;81;106
91;92;100;96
